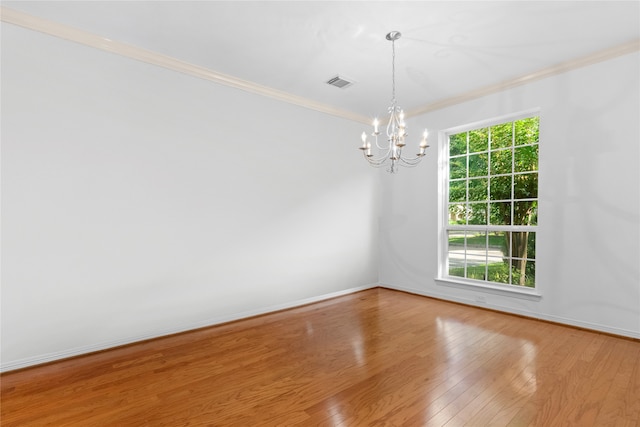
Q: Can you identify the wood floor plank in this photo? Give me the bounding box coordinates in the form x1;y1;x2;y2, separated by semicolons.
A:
1;288;639;426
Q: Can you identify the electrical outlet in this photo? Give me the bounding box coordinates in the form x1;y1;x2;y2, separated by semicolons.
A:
475;296;487;304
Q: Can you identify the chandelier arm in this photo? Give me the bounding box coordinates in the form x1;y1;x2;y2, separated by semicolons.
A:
363;146;394;164
374;140;388;150
397;162;419;169
363;157;388;166
364;156;391;168
373;135;387;150
398;155;425;165
366;161;391;169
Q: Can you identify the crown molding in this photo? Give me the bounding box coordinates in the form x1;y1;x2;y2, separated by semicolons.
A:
0;7;371;124
2;7;638;125
406;38;640;118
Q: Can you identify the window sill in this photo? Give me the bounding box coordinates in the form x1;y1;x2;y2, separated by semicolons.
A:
435;277;542;301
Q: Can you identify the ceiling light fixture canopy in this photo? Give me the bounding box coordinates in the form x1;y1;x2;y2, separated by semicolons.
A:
359;31;429;173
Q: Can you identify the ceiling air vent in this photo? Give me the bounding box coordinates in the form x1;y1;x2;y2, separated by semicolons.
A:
326;75;354;89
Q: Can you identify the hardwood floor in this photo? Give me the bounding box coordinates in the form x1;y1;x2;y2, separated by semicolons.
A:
2;288;639;426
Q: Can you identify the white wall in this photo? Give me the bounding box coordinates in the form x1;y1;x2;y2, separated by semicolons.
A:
1;24;380;370
379;52;640;338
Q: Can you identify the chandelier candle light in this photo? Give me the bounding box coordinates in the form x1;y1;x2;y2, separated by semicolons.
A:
359;31;429;173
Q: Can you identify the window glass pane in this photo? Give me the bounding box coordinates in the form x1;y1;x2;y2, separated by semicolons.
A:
529;201;538;226
490;176;512;201
469;128;488;153
468;153;488;177
510;231;530;261
450;157;466;179
491;231;510;259
449;180;466;203
466;231;488;247
468;202;488;225
465;265;487;281
514;117;539;146
514;145;538;172
465;231;487;281
468;178;488;202
488;261;510;284
514;201;537;225
514;173;538;199
449;267;465;278
490;201;512;225
448;231;466;277
448;204;465;225
512;260;535;287
449;133;467;156
490;122;513;149
527;232;536;260
490;149;512;175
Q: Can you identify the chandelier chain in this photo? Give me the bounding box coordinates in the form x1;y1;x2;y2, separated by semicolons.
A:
391;39;396;107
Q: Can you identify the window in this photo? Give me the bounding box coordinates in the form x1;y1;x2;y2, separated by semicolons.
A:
442;113;539;289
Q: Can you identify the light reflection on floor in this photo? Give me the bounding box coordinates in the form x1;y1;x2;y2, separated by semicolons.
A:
351;338;365;368
326;397;346;427
420;315;539;422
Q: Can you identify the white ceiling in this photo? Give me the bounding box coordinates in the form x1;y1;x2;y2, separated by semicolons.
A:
3;1;639;121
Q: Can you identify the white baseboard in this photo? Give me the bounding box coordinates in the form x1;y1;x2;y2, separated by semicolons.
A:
6;281;634;373
381;283;640;340
1;283;378;373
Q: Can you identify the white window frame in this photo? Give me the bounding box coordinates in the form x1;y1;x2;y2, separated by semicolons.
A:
437;109;541;298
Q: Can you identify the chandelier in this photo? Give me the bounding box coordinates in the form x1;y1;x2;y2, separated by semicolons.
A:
359;31;429;173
